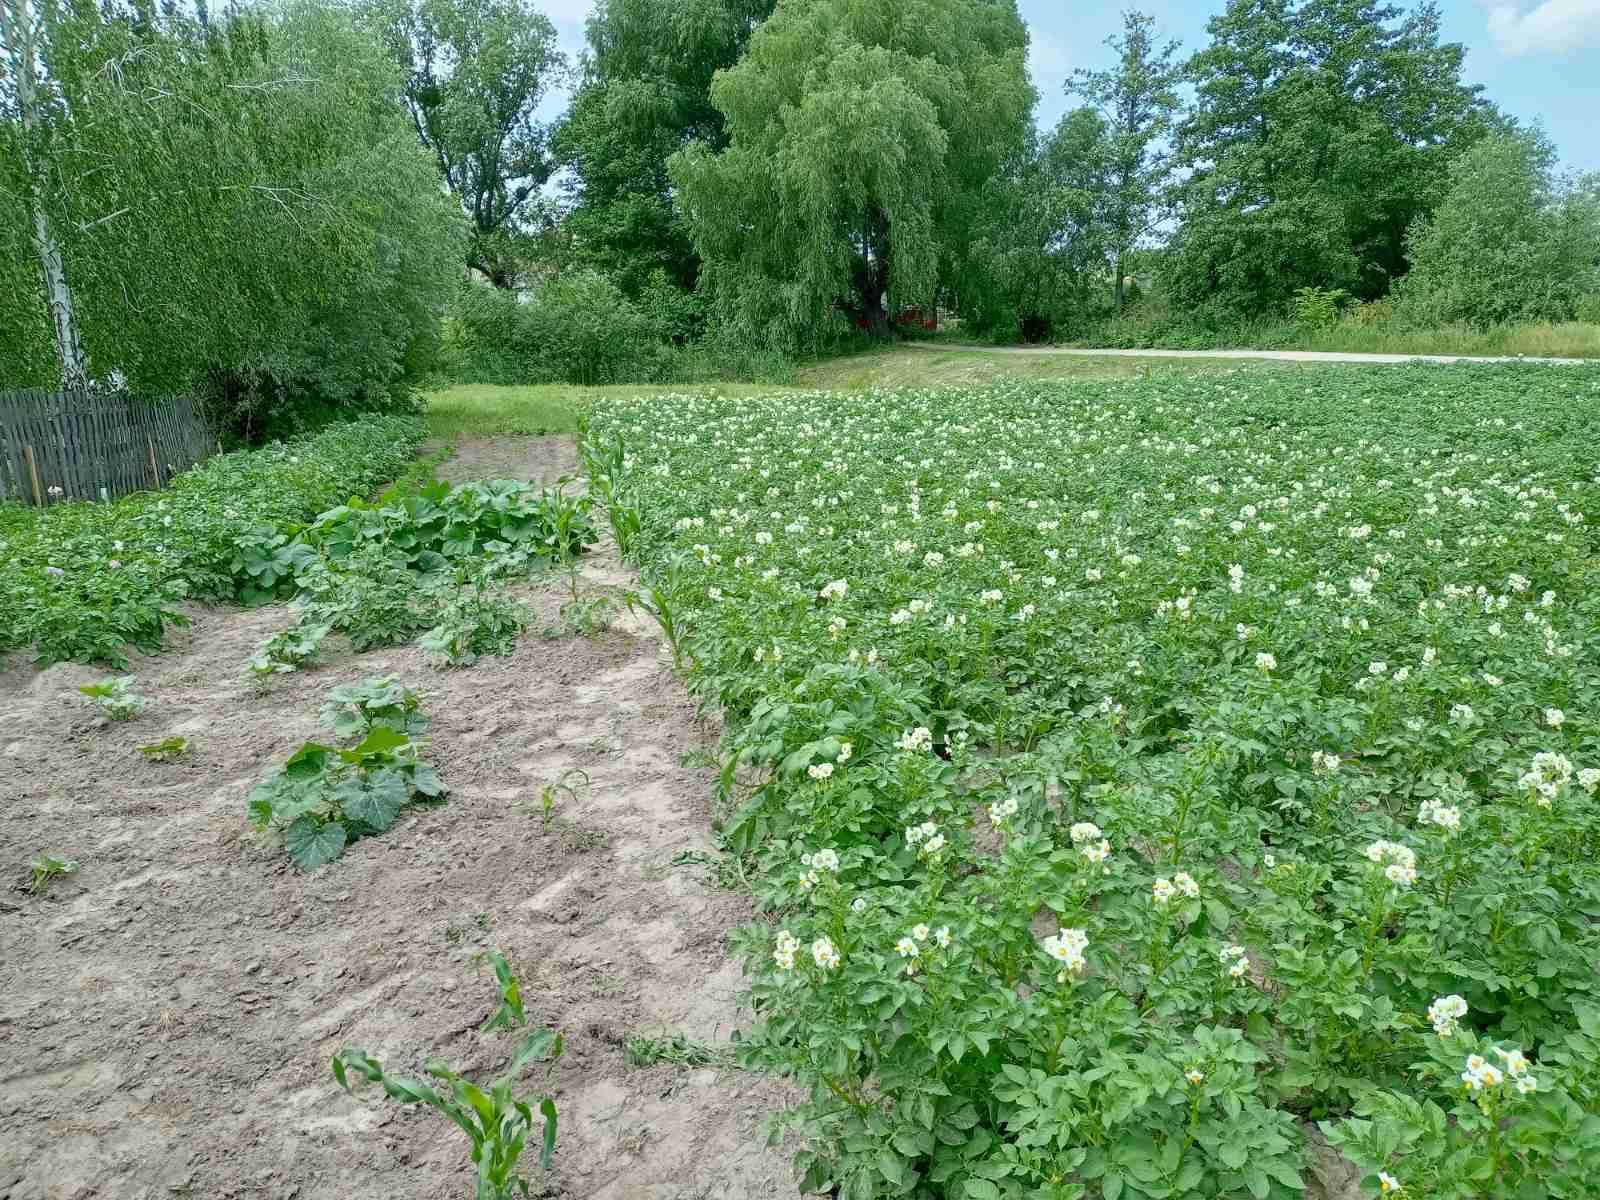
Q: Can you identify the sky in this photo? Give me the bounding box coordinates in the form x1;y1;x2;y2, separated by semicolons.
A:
535;0;1600;175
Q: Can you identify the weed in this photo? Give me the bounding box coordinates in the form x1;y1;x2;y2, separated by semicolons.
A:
78;677;147;720
333;1028;563;1200
555;820;610;854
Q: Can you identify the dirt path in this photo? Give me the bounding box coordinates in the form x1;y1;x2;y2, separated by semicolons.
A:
0;436;797;1200
909;342;1596;366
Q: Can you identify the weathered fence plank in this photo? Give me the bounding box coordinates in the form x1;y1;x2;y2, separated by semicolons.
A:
0;389;212;506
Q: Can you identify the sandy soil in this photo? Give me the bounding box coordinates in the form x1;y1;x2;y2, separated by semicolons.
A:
0;436;798;1200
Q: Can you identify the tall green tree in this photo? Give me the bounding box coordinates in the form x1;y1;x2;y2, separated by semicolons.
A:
1166;0;1494;317
555;0;774;295
0;1;463;433
669;0;1034;351
1065;10;1181;311
1400;130;1600;325
361;0;564;286
962;108;1112;341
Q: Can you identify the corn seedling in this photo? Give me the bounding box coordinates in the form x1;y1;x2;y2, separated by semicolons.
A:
137;735;191;761
479;949;526;1033
29;854;78;894
332;1029;563;1200
78;677;147;720
516;768;589;828
625;580;688;670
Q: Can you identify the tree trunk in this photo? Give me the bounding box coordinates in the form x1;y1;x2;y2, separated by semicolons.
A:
3;0;89;389
1115;248;1126;311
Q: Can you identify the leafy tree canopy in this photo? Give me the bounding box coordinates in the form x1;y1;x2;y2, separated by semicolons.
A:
1166;0;1497;318
361;0;564;286
0;0;463;435
669;0;1034;352
961;108;1113;342
555;0;774;295
1400;130;1600;326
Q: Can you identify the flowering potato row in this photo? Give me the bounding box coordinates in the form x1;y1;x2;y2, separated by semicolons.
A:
589;368;1600;1200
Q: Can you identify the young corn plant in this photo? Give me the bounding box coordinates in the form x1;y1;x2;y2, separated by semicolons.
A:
332;1029;563;1200
78;677;147;720
625;574;689;671
479;949;526;1033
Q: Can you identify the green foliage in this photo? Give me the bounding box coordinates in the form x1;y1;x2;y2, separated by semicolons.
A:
591;368;1600;1199
358;0;564;287
962;110;1113;342
245;622;333;679
479;949;526;1033
1166;0;1495;318
0;415;425;667
28;854;78;894
78;676;147;720
420;590;527;666
669;0;1035;352
555;0;774;295
1290;286;1351;328
447;272;676;385
332;1028;563;1200
319;676;430;739
1399;131;1600;327
249;679;443;869
137;736;192;762
0;3;463;436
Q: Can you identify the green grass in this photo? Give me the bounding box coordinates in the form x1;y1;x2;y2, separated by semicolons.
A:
1276;319;1600;358
423;382;788;439
792;344;1300;389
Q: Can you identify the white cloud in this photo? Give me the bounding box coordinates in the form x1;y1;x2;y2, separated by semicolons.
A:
1480;0;1600;57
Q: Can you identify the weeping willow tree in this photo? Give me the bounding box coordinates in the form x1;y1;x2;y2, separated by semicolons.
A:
669;0;1034;352
0;0;463;434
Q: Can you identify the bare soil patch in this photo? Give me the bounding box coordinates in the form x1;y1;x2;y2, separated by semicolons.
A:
0;437;797;1200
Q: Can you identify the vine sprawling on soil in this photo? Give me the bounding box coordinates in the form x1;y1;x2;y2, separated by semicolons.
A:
588;367;1600;1200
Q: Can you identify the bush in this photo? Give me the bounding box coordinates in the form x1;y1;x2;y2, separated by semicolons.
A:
1398;132;1600;327
448;272;674;386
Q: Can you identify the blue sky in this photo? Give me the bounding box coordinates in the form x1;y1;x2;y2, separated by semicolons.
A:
536;1;1600;174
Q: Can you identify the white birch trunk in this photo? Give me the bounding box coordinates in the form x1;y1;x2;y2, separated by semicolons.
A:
3;0;89;389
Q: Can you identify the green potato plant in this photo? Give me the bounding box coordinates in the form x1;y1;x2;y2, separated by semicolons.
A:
588;368;1600;1200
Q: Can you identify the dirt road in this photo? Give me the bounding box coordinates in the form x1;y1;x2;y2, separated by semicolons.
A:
910;342;1595;366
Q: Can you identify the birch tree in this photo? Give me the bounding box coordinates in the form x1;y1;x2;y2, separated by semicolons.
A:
0;0;88;388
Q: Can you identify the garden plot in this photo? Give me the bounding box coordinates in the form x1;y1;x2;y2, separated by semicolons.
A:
0;437;797;1200
589;367;1600;1200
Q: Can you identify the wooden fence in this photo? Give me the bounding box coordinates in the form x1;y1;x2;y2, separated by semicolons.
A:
0;388;214;506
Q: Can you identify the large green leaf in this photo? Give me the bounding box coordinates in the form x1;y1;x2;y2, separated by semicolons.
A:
285;816;347;869
337;772;408;832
